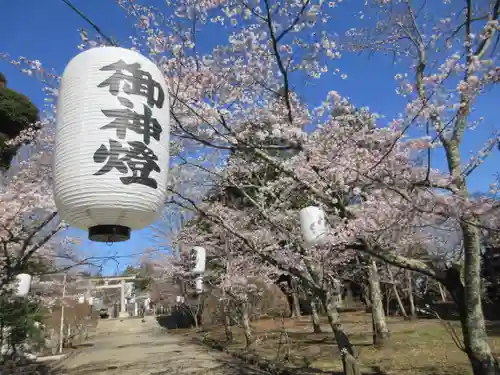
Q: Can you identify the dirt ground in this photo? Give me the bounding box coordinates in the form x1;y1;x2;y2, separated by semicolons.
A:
171;312;500;375
49;316;269;375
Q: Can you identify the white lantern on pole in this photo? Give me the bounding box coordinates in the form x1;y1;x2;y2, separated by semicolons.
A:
124;282;134;298
53;46;170;243
299;206;328;246
78;295;85;304
87;297;94;306
176;295;185;304
195;276;204;294
190;246;206;274
14;274;32;297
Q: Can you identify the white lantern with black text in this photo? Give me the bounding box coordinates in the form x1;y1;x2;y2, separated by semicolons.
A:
14;274;32;297
190;246;206;274
53;47;170;242
87;297;94;306
299;206;328;246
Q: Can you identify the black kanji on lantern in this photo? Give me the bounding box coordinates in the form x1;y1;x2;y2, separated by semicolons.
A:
93;139;161;189
98;59;165;109
100;104;162;145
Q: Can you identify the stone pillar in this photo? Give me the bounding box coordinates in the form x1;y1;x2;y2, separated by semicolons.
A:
119;280;128;318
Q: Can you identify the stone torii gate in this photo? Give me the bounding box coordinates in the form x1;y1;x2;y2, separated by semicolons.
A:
87;275;138;318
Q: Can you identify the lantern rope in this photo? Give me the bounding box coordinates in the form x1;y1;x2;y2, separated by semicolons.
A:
60;0;117;46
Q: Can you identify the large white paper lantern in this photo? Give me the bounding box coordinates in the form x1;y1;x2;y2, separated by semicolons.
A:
299;206;328;246
53;46;170;242
14;274;32;297
190;246;206;274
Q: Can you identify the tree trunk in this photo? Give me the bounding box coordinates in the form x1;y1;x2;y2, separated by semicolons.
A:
319;289;355;356
443;137;500;374
277;275;302;318
344;282;354;307
361;283;371;310
224;313;233;341
385;285;391;316
290;279;302;318
387;265;408;319
308;294;322;333
438;282;447;302
453;223;500;375
222;299;233;341
368;259;390;347
406;270;417;320
240;302;254;348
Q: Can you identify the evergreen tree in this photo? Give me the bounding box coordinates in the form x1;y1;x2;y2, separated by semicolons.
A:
0;73;39;171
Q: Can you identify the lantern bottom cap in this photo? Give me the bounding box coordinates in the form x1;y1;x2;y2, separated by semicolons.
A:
88;225;131;243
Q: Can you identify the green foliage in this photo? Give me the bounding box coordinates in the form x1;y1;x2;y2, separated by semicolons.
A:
0;88;38;138
0;134;18;171
0;77;39;171
0;297;45;353
122;266;152;291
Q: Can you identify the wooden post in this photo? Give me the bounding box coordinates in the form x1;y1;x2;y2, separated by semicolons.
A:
59;273;67;354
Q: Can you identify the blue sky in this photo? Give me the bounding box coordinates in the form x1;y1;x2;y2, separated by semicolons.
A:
1;1;498;275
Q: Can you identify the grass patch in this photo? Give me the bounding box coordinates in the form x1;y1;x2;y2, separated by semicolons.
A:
169;311;500;375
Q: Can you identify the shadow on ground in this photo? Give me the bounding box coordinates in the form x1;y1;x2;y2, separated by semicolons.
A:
49;355;276;375
156;311;196;329
0;362;52;375
486;321;500;336
74;343;95;348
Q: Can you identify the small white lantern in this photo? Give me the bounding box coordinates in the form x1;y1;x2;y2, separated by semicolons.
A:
14;274;32;297
195;276;203;294
190;246;206;274
175;295;184;303
78;295;85;304
124;282;134;298
299;206;328;246
53;46;170;243
87;297;94;306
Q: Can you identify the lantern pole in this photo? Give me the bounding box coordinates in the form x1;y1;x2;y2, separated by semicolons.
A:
176;213;186;302
59;273;67;354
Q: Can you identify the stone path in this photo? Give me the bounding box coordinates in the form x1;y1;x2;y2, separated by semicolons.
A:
51;317;266;375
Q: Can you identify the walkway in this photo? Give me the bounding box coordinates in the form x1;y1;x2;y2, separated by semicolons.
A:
51;317;266;375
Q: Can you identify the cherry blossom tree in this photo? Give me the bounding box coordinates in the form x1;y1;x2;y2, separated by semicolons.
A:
93;0;430;364
163;213;280;345
0;57;64;292
338;1;500;374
